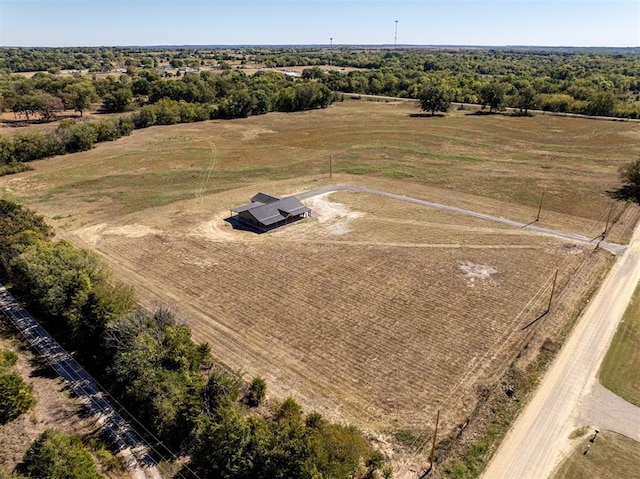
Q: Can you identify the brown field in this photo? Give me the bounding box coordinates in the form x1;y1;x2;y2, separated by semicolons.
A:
1;100;638;471
553;428;640;479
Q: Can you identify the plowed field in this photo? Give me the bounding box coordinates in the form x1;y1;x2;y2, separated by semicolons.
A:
65;189;604;438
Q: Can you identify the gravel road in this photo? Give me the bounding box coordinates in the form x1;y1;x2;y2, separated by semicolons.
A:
481;222;640;478
578;382;640;442
297;185;625;255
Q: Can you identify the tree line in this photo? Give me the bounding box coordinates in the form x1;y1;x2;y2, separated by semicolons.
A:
0;199;389;478
0;69;333;177
2;46;640;125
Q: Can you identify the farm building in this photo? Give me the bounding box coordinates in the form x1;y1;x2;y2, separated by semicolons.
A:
230;193;311;231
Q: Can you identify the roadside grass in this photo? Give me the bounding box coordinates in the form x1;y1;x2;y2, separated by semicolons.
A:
599;282;640;406
553;429;640;479
439;340;559;479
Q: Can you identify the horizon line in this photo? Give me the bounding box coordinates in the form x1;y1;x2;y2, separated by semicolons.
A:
2;43;639;50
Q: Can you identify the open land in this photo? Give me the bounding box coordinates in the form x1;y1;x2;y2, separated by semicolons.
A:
552;428;640;479
599;281;640;407
1;100;639;472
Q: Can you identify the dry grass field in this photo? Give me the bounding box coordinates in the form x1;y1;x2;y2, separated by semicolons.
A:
553;428;640;479
1;100;639;471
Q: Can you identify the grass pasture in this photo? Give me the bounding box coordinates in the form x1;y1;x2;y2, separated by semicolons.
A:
599;282;640;406
0;100;638;472
2;100;638;239
553;429;640;479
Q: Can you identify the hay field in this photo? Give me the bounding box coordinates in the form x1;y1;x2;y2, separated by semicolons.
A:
0;100;637;457
3;100;639;238
62;187;599;435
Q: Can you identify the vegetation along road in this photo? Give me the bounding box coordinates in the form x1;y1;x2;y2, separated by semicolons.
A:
0;286;162;479
482;222;640;478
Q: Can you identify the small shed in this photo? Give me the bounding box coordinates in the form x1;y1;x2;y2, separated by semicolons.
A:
230;193;311;231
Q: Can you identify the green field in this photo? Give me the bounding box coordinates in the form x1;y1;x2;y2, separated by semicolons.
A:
553;429;640;479
599;283;640;406
2;100;638;242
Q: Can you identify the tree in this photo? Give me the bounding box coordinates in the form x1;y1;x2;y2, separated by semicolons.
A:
246;376;267;407
417;81;452;115
10;239;110;324
20;429;101;479
36;94;64;121
55;121;98;153
515;82;537;114
479;81;505;112
206;371;241;413
619;158;640;201
13;95;40;121
0;350;35;424
585;90;616;117
64;83;98;117
621;158;640;187
102;84;132;113
190;409;256;479
0;199;53;272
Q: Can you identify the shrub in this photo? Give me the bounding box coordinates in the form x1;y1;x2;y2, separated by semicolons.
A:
0;369;35;424
246;376;267;407
20;429;101;479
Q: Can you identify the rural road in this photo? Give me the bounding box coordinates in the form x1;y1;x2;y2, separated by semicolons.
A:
297;185;625;255
481;222;640;478
0;286;162;479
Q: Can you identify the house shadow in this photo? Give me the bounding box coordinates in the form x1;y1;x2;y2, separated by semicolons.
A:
224;216;266;234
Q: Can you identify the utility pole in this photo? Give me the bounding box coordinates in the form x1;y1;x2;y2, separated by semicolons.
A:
535;189;545;222
394;20;398;49
429;410;440;471
547;269;559;313
329;154;333;178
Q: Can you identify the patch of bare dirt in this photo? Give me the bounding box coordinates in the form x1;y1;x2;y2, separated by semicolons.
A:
457;260;499;286
302;192;364;236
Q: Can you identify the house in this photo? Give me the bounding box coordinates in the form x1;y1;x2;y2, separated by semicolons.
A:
230;193;311;231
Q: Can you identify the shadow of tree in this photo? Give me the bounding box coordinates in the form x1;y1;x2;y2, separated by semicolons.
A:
507;111;534;117
466;110;495;116
607;185;640;204
408;113;446;118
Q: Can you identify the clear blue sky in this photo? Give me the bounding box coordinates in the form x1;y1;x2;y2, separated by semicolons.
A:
1;0;638;47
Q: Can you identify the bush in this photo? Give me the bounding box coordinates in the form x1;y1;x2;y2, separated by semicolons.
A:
55;120;98;153
20;429;101;479
246;376;267;407
0;366;35;424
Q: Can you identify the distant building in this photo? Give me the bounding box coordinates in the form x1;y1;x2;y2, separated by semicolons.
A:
230;193;311;231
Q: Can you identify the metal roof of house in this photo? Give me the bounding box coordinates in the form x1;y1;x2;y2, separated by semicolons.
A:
251;192;280;204
231;194;311;227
